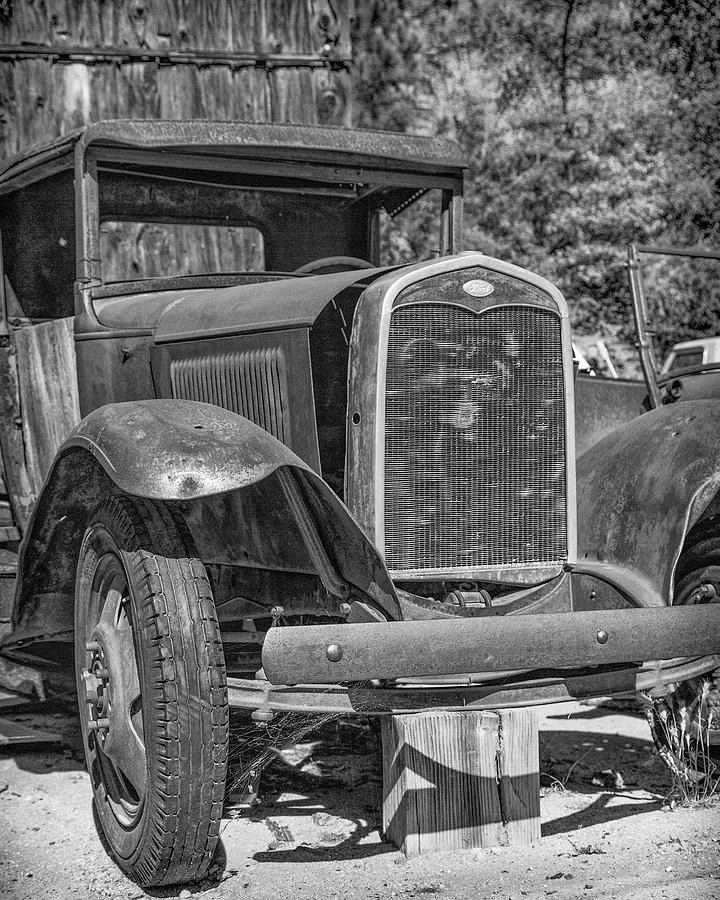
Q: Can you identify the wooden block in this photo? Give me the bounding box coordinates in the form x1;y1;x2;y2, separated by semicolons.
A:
381;709;540;855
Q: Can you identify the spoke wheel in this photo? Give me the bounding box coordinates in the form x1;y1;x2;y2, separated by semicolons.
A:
642;545;720;788
75;496;228;887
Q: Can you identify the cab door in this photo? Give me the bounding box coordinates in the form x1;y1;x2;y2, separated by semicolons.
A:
0;179;80;534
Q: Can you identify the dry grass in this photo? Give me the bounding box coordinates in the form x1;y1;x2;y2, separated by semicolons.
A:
638;683;719;805
226;709;344;801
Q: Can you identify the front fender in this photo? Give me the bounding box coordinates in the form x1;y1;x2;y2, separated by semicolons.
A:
65;399;307;499
576;399;720;607
4;400;400;647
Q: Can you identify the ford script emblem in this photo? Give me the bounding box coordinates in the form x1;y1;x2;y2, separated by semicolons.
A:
462;279;494;298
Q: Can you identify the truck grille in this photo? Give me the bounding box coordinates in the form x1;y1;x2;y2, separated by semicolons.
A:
170;348;288;442
384;303;567;575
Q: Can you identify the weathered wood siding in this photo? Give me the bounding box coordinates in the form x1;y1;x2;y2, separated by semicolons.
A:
14;318;81;498
0;0;353;158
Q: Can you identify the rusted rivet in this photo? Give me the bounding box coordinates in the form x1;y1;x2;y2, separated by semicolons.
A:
326;643;343;662
589;591;596;600
596;630;609;644
340;602;352;618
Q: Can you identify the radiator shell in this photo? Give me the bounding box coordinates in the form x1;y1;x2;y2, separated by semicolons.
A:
346;253;576;585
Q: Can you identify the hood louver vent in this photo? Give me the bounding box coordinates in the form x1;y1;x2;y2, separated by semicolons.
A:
170;347;288;443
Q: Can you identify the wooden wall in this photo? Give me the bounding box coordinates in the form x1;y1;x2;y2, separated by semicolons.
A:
0;0;354;159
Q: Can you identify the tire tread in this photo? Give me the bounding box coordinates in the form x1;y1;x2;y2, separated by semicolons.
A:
82;496;228;888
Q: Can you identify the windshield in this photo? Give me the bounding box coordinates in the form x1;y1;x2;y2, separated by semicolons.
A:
97;165;447;283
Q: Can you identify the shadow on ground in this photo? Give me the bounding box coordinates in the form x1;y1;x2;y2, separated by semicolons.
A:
220;709;672;864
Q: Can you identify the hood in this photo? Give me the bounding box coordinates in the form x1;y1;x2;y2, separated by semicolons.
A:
91;268;394;341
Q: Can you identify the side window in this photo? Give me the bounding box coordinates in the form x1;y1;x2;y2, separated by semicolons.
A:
0;173;76;320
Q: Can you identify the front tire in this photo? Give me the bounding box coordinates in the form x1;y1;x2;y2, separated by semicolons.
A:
74;496;228;887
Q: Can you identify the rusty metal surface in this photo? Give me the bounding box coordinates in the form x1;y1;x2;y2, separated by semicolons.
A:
91;279;307;332
3;399;402;647
657;370;720;404
64;400;399;612
577;399;720;604
74;336;156;419
150;269;386;343
152;330;322;472
261;603;720;685
0;120;467;193
228;656;720;714
92;273;300;301
63;399;310;500
574;375;646;457
567;560;664;608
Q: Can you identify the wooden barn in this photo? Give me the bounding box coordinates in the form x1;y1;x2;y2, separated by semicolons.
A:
0;0;354;160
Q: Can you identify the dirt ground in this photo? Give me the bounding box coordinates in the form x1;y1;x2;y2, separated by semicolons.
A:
0;697;718;900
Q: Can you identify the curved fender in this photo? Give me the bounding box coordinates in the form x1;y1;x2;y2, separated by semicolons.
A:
576;399;720;608
4;400;400;647
64;399;308;499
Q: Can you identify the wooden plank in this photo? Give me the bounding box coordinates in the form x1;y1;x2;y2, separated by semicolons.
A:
0;654;44;703
0;690;29;710
14;318;81;498
0;342;36;531
1;0;355;155
381;709;540;855
0;718;62;744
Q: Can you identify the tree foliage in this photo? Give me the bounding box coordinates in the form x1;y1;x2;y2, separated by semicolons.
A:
353;0;720;369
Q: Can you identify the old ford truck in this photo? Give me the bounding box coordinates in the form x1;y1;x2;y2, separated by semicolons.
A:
0;121;718;886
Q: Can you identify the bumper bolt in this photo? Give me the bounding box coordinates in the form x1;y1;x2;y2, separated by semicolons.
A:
326;642;343;662
596;629;609;644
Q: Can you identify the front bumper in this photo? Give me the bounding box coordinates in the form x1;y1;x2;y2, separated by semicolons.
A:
261;604;720;685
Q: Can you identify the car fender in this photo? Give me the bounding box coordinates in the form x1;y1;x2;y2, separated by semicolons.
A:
5;400;400;647
576;399;720;608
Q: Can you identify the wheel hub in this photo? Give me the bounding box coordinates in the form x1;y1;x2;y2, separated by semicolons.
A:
82;639;110;733
79;548;148;822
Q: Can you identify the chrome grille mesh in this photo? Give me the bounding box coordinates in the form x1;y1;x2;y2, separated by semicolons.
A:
171;348;288;442
384;303;567;574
